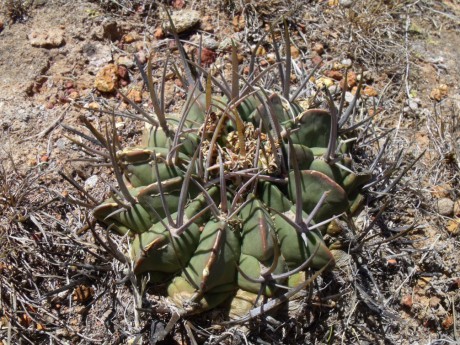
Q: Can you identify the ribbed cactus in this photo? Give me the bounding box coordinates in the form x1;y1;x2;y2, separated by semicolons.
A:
72;20;374;320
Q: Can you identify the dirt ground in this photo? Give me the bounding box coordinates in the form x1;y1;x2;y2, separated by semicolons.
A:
0;0;459;344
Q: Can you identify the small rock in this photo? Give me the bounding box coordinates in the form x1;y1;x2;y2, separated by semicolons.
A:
266;53;276;64
345;91;354;103
117;56;135;69
328;84;340;94
164;10;200;34
290;45;300;59
401;295;413;308
408;99;419;111
219;37;240;51
362;85;378;97
40;154;49;163
386;258;397;267
341;58;353;68
28;28;65;48
255;46;266;56
346;71;357;88
68;90;79;99
340;0;354;8
324;70;343;81
94;64;118;93
311;54;323;66
123;31;140;44
200;48;217;66
429;296;441;308
82;43;112;68
312;42;324;55
430;84;448;101
87;102;100;110
446;219;459;236
200;16;214;32
153;27;165;40
315;77;334;89
0;20;4;32
417;277;432;288
84;175;98;191
202;37;219;50
171;0;186;9
442;315;454;330
55;138;67;150
437;197;454;216
127;89;142;103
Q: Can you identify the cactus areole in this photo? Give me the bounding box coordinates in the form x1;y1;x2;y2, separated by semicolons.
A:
88;24;371;320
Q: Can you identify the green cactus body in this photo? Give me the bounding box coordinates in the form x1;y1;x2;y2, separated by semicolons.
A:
85;25;375;320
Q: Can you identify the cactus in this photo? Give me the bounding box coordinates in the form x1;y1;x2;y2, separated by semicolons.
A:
66;19;379;321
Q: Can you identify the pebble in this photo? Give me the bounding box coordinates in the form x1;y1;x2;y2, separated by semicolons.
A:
153;27;165;40
55;138;67;150
315;77;334;89
123;31;140;44
408;99;419;111
340;0;354;8
84;175;98;191
200;16;214;32
362;85;378;97
28;28;65;48
164;10;200;34
401;294;413;308
446;219;459;235
127;89;142;103
117;56;134;69
290;45;300;59
324;70;343;81
437;197;454;216
312;42;324;55
202;37;219;50
311;54;323;66
430;84;448;101
341;58;352;68
94;64;118;93
218;37;240;51
200;48;217;65
345;91;354;103
83;43;112;68
255;46;266;56
442;316;454;330
327;84;340;95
